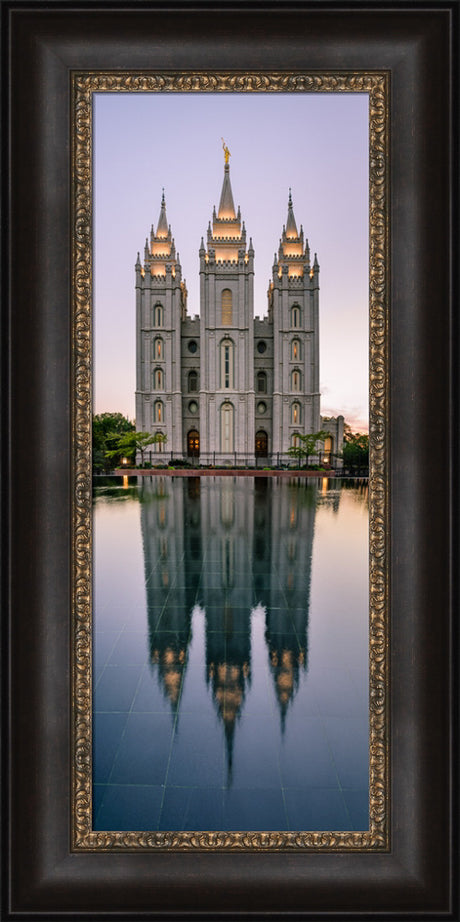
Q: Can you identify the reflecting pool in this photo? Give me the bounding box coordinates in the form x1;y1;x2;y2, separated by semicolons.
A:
93;475;369;832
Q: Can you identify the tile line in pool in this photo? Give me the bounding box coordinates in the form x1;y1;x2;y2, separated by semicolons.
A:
95;661;149;826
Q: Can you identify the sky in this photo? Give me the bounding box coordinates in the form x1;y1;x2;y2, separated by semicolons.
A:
94;92;369;432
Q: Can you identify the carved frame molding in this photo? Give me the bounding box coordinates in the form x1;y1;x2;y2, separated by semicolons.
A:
71;71;389;851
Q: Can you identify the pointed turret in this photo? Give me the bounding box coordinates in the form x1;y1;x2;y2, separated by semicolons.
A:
311;252;320;289
270;188;313;284
138;189;184;292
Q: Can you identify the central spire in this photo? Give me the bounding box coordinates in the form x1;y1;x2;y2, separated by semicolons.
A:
218;142;236;219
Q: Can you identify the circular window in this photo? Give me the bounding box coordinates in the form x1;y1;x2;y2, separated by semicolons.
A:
189;401;198;414
257;341;267;354
257;401;267;415
188;340;198;353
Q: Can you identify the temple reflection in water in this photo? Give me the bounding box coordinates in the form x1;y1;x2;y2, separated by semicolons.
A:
93;475;369;832
141;476;334;777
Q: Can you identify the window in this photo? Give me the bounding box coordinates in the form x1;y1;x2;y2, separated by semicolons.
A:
291;305;300;328
257;371;267;393
154;401;164;423
291;432;301;448
220;339;234;389
154;432;165;453
291;339;301;360
292;369;301;391
291;402;301;424
257;401;267;415
220;402;234;452
153;304;164;327
153;368;164;390
257;341;267;354
221;288;232;325
188;400;198;414
153;337;164;360
188;370;198;392
188;340;198;353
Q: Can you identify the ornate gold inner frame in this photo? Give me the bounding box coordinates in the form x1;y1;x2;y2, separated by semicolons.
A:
72;72;389;851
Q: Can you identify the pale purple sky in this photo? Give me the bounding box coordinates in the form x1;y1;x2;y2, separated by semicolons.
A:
94;92;369;431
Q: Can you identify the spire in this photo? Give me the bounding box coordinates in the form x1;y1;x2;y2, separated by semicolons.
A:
156;188;168;237
286;188;298;238
218;163;236;219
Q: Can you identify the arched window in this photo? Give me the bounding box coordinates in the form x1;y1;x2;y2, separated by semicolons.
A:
291;402;301;425
153;401;164;423
291;369;301;392
220;339;234;389
153;303;164;327
291;305;301;328
257;371;267;393
153;337;164;360
291;339;301;360
291;432;301;448
188;370;198;392
221;288;232;326
220;402;234;453
153;368;164;390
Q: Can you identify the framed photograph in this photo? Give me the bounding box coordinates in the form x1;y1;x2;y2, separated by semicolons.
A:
3;2;457;918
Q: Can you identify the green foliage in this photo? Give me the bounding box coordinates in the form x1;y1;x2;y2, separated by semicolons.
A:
287;429;330;468
92;413;135;472
342;430;369;471
106;430;167;468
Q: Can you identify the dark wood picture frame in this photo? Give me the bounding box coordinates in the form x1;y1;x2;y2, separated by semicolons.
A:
2;2;458;918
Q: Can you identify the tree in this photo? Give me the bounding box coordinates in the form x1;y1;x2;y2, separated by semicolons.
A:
106;430;167;468
287;430;329;468
342;430;369;473
92;412;135;472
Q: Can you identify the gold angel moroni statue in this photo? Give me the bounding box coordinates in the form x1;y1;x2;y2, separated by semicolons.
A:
221;137;231;165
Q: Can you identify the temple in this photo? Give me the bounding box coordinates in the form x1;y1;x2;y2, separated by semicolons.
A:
135;151;343;464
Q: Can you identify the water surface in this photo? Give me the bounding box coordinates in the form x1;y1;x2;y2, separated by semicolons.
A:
93;475;369;831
